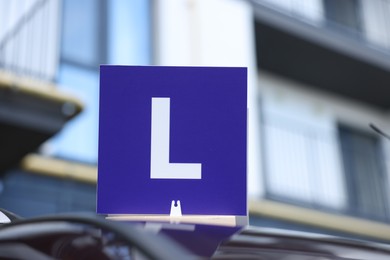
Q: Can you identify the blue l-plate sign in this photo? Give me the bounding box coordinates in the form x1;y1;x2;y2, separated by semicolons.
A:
97;66;247;216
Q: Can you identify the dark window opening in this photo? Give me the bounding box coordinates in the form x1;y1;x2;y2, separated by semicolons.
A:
324;0;362;35
338;124;390;222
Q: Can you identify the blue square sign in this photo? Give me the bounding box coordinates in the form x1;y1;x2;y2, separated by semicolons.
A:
97;66;247;215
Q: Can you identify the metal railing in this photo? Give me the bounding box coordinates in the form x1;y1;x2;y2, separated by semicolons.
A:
251;0;390;54
261;112;390;222
0;0;59;82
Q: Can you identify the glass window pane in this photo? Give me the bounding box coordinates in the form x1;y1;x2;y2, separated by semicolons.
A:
61;0;98;65
339;125;390;221
108;0;151;65
324;0;362;32
46;64;99;163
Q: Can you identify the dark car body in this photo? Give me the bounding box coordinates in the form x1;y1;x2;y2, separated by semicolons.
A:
0;211;389;259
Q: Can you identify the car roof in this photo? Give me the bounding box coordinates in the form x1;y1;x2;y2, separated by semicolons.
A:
144;222;390;259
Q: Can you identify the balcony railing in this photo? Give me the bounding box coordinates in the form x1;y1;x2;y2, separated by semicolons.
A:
0;0;60;82
0;0;83;174
251;0;390;55
261;110;390;223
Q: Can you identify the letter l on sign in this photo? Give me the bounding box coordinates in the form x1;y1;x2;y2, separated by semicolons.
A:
150;97;202;179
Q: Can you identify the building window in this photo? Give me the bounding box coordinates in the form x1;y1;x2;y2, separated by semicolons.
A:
324;0;362;34
46;0;108;163
261;101;346;211
61;0;106;68
338;124;390;222
43;0;151;163
262;114;390;221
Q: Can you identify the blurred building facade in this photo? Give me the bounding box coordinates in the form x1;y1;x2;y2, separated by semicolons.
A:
1;0;390;242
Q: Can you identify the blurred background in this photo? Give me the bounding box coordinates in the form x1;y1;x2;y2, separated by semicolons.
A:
1;0;390;243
